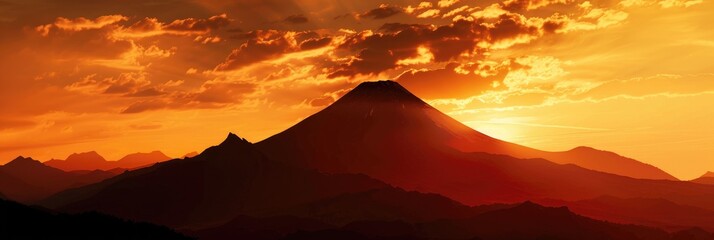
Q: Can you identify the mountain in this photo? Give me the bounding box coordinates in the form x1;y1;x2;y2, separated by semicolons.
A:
183;151;199;158
45;151;110;171
40;133;388;228
535;146;678;180
45;151;108;171
45;150;171;171
192;193;707;240
417;201;692;240
692;172;714;185
36;80;714;237
256;80;714;208
0;198;190;239
258;80;674;181
273;202;707;240
537;196;714;232
0;157;117;203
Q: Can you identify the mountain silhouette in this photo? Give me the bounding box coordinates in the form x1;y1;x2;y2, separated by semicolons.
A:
0;198;190;239
0;156;117;203
538;196;714;232
45;150;171;171
256;80;714;208
258;80;675;181
191;191;706;240
692;172;714;185
45;151;108;171
34;80;714;238
40;133;387;228
276;202;707;240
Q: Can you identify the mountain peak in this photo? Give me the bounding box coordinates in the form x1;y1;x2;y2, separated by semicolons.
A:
5;156;43;167
66;151;106;162
337;80;426;104
219;132;251;147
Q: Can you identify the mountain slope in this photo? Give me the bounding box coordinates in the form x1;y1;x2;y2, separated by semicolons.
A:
45;151;108;171
276;202;700;240
0;198;190;239
256;80;712;208
116;151;172;168
537;196;714;232
692;172;714;185
0;157;117;203
40;133;388;228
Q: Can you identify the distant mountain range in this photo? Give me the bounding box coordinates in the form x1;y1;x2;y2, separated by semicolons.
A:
0;157;118;202
6;80;714;239
44;150;171;171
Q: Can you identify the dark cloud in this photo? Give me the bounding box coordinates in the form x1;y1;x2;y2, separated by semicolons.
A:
124;88;165;97
359;5;403;19
502;0;570;11
215;30;299;70
327;12;563;78
163;13;231;32
283;14;308;24
121;80;257;114
300;37;332;50
216;30;330;71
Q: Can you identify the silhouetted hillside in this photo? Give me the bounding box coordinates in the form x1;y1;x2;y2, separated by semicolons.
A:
40;133;387;228
256;80;714;209
0;198;190;239
538;196;714;231
0;156;118;203
258;80;675;181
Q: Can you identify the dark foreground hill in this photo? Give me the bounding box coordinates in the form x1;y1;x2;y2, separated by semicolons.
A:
193;201;714;240
0;198;190;239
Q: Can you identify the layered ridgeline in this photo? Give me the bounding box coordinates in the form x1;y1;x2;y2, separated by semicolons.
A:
692;172;714;185
45;151;171;171
39;134;714;240
0;157;118;202
37;80;714;239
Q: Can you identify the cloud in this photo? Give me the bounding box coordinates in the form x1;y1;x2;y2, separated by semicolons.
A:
35;15;128;36
396;61;511;99
417;9;442;18
164;14;231;32
121;99;169;114
215;30;330;71
359;5;403;19
65;72;151;95
327;13;556;78
502;0;573;11
118;14;231;38
283;14;308;24
438;0;461;8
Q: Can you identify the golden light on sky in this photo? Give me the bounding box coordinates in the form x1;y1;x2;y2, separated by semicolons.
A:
0;0;712;179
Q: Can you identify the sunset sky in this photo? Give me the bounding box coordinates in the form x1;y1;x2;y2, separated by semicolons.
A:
0;0;712;180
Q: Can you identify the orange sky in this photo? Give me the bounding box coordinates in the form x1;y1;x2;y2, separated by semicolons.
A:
0;0;712;180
